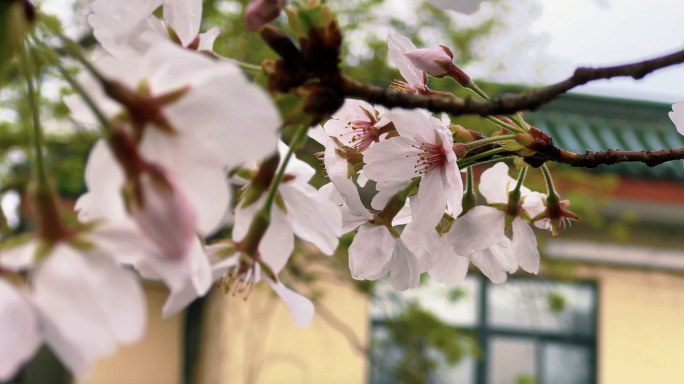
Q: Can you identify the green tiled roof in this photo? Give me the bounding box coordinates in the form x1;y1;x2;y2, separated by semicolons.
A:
524;93;683;181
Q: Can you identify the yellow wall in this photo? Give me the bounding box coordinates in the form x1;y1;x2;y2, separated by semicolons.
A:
194;280;369;384
77;283;184;384
579;266;684;384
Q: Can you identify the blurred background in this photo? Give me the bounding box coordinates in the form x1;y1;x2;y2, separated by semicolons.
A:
2;0;684;383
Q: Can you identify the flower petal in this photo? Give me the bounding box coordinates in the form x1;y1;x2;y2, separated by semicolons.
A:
511;218;540;274
478;162;514;204
280;181;342;256
363;137;421;182
428;237;470;288
448;206;505;255
387;30;424;89
389;239;421;291
414;169;447;230
163;0;203;46
348;223;394;281
266;278;315;329
0;280;40;382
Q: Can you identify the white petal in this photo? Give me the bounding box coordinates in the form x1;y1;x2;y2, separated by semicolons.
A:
387;30;424;89
428;237;470;288
280;141;316;182
34;245;147;376
198;27;221;51
0;280;40;382
162;238;213;318
280;181;342;255
330;176;371;219
308;124;329;146
442;152;464;218
363;137;421;182
320;182;344;205
163;0;203;46
340;206;370;233
357;170;369;187
522;191;547;220
80;140;127;221
478;162;514;204
371;179;410;210
330;99;375;122
392;200;413;226
266;278;315;329
386;108;440;145
348;223;394;281
448;206;506;255
389;239;420;291
670;101;684;136
511;219;540;274
414;170;447;230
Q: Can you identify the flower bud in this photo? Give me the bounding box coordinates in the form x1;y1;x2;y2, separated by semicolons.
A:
245;0;287;32
515;127;560;159
403;46;454;77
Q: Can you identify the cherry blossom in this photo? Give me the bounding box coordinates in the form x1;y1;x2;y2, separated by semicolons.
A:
165;242;314;328
65;42;280;237
232;142;343;273
88;0;205;56
363;108;463;231
75;141;213;319
332;175;419;291
449;163;545;275
387;30;428;93
322;99;392;154
0;225;148;377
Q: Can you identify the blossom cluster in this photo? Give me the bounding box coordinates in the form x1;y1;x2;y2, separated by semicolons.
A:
0;0;589;380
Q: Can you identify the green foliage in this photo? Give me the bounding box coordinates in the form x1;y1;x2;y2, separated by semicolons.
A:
374;303;476;384
546;291;566;314
515;374;538;384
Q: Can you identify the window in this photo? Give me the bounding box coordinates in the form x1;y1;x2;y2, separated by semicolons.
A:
370;276;597;384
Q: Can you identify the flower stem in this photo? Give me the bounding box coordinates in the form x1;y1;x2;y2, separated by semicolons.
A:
465;82;529;132
18;44;47;187
466;134;517;150
457;147;507;168
263;125;307;214
485;116;524;133
240;125;308;257
540;164;560;201
512;166;528;194
230;59;262;73
461;167;477;215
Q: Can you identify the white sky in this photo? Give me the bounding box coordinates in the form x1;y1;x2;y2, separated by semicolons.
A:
530;0;684;102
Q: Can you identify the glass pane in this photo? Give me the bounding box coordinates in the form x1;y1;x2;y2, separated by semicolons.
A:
487;280;595;336
543;343;593;384
369;326;476;384
371;276;480;327
488;337;537;384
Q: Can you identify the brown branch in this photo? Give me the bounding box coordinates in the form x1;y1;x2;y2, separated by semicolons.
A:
341;47;684;116
554;148;684;168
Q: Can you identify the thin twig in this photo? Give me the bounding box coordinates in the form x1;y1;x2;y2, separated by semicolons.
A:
340;47;684;116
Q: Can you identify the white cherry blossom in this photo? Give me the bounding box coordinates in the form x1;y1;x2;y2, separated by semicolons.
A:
323;99;391;153
363;108;463;231
0;226;148;377
332;176;419;291
164;243;315;328
88;0;204;54
449;163;545;275
65;42;280;236
232;142;343;273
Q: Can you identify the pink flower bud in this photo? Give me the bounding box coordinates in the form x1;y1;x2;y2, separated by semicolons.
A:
127;166;197;260
403;46;454;77
244;0;287;32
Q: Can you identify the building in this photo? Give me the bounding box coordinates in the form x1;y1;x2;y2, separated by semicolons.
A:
7;93;684;384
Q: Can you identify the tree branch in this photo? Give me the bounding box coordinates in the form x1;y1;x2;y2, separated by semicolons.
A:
553;148;684;169
341;47;684;116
